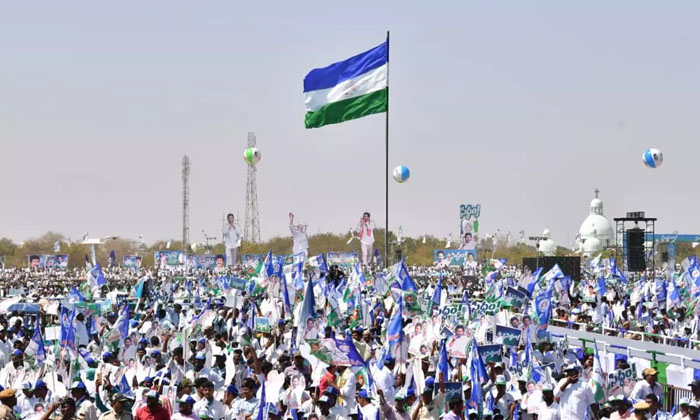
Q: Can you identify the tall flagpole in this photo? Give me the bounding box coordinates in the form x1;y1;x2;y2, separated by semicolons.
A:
385;30;390;266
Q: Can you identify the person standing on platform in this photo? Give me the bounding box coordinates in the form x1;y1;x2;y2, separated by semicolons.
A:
356;212;375;266
289;213;308;258
223;214;240;267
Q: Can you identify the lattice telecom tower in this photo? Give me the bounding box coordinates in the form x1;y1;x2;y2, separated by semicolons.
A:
244;132;261;243
182;155;190;249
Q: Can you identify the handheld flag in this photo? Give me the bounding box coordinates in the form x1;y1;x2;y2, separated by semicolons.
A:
297;276;317;344
428;273;443;315
609;258;628;284
26;316;46;366
591;340;606;402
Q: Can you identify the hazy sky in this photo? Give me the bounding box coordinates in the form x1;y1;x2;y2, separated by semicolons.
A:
2;1;700;248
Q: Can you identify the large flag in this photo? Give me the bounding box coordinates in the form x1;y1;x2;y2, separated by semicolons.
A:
437;339;450;383
257;379;267;420
523;267;543;296
119;373;135;400
90;263;106;287
591;340;606;402
263;251;274;278
534;286;553;330
667;279;682;310
428;273;443;315
297;276;317;343
609;258;628;284
60;307;76;355
386;295;405;362
25;316;46;365
468;339;488;410
303;41;388;129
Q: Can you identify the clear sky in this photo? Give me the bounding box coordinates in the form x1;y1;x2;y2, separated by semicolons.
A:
2;1;699;247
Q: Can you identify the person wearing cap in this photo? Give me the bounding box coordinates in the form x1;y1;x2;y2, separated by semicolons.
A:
687;402;699;420
373;355;396;404
555;363;598;420
230;378;259;420
609;396;632;420
193;381;226;420
672;398;690;420
536;384;560;420
283;352;311;387
97;393;133;420
16;382;35;417
378;389;409;420
645;394;669;420
356;389;378;420
689;380;700;403
630;368;664;403
135;391;169;420
411;375;445;420
185;352;215;384
31;380;54;408
0;389;18;420
171;396;198;420
223;386;239;420
0;348;27;389
71;381;98;420
634;402;651;420
485;375;515;420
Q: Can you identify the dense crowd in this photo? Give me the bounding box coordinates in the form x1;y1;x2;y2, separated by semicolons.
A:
0;250;699;420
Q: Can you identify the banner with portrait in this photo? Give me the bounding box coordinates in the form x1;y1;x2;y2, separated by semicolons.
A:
186;254;226;270
495;325;522;346
326;252;359;271
123;256;142;270
241;254;265;268
433;249;477;267
154;251;185;270
459;203;481;247
28;254;69;270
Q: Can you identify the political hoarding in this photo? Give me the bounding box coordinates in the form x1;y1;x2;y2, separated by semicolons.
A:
28;254;69;270
187;254;227;270
460;204;481;250
154;251;185;270
327;252;359;271
123;256;142;270
434;249;477;267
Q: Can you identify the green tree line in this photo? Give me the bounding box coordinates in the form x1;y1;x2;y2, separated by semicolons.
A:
1;231;692;269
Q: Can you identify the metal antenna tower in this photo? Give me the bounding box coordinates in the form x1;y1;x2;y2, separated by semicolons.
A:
182;155;190;250
244;132;261;242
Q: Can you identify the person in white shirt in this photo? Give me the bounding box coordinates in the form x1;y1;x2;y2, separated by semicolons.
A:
631;368;665;403
223;213;240;267
289;213;309;258
193;381;227;420
356;389;379;420
537;384;560;420
372;356;397;404
672;398;690;420
554;364;597;420
74;313;90;347
356;212;376;266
